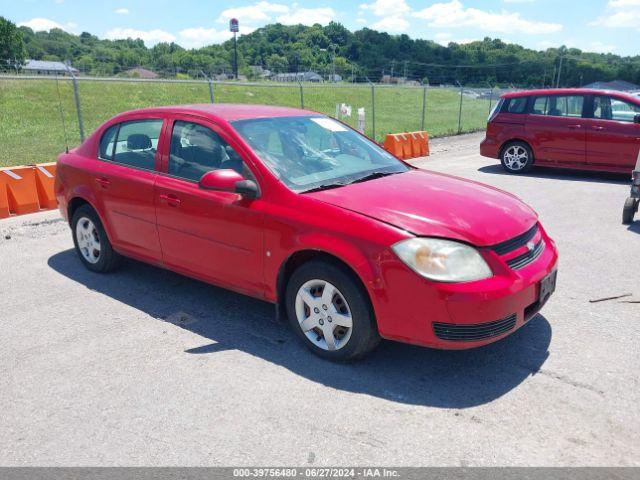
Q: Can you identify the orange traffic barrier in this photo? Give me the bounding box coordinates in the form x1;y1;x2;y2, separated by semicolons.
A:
384;131;430;159
0;181;9;218
383;133;406;159
34;163;57;209
0;163;58;219
413;131;430;157
409;132;423;158
400;134;413;159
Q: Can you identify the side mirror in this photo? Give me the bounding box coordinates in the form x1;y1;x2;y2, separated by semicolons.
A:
634;114;640;124
199;169;258;199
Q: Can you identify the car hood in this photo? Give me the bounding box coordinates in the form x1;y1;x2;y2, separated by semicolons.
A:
305;169;538;246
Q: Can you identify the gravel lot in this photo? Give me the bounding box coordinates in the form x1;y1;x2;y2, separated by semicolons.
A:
1;132;639;466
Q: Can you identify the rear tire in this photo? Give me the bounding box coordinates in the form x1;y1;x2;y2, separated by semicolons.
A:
71;204;122;273
622;197;638;225
500;141;534;174
285;260;380;361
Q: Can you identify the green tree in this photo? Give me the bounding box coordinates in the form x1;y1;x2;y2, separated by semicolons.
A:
0;16;27;69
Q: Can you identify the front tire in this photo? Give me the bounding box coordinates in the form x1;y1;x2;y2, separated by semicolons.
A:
71;204;122;272
285;260;380;361
622;197;638;225
500;141;534;174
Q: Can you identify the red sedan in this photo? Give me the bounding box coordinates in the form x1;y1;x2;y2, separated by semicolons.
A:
481;88;640;174
55;104;558;360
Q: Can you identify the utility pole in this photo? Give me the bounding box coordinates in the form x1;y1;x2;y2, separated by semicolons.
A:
403;60;408;81
230;18;239;80
556;54;563;88
390;60;395;80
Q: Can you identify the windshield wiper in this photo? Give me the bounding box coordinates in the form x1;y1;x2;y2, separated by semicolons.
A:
300;182;348;193
347;171;399;185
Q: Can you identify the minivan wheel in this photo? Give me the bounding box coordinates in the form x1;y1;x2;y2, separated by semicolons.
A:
71;204;122;273
285;260;380;361
501;141;533;173
622;197;638;225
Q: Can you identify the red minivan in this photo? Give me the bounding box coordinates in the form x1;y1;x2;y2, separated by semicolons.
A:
481;88;640;174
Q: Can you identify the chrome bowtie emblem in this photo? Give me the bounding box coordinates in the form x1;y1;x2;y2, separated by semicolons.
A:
526;241;535;253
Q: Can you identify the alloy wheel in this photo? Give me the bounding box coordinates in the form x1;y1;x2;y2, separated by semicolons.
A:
503;145;529;171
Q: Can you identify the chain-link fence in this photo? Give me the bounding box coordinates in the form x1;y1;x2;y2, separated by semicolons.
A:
0;75;505;167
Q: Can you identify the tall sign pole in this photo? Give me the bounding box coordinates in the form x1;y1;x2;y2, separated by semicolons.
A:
230;18;239;80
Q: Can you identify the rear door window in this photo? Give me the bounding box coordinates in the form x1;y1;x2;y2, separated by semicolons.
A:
532;96;584;117
110;120;163;170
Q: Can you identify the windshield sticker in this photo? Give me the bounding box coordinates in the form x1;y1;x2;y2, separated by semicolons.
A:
311;117;348;132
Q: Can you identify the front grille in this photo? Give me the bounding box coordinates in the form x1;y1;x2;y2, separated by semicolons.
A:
433;314;517;342
506;239;545;270
490;223;539;255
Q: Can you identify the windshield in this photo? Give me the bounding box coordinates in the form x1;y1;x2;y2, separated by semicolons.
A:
232;116;410;192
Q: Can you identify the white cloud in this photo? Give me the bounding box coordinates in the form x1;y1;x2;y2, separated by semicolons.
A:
590;0;640;29
115;8;129;14
608;0;640;6
371;15;410;32
433;32;477;45
277;7;336;26
359;0;411;33
216;2;334;28
414;0;562;34
359;0;410;16
356;18;367;25
179;27;232;48
503;0;534;3
217;1;289;25
105;27;176;46
18;17;67;32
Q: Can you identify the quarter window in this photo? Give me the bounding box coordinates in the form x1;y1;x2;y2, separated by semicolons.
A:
593;96;640;122
99;125;118;160
505;97;528;114
168;121;246;182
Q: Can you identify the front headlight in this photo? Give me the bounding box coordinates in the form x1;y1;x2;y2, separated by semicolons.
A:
392;238;492;282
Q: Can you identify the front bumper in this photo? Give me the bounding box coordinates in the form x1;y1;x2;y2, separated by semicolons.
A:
372;227;558;349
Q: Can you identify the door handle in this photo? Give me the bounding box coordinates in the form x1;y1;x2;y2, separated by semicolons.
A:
95;177;110;188
591;126;605;131
567;124;582;129
159;194;181;207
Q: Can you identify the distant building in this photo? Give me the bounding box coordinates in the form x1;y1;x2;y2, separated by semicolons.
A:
326;74;343;83
250;65;272;79
272;71;322;83
22;59;78;76
583;80;640;91
121;67;159;79
381;75;408;85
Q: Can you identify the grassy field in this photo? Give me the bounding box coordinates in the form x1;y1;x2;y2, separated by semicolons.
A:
0;78;491;167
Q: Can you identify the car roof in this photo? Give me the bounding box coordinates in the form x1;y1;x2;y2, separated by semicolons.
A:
501;88;640;102
114;103;317;122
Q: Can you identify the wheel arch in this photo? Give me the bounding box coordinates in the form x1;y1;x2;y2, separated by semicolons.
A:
275;248;377;325
67;193;114;243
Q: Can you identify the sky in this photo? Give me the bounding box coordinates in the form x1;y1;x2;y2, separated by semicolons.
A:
2;0;639;56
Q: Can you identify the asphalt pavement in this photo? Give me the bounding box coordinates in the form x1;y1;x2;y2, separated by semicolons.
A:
1;132;638;466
